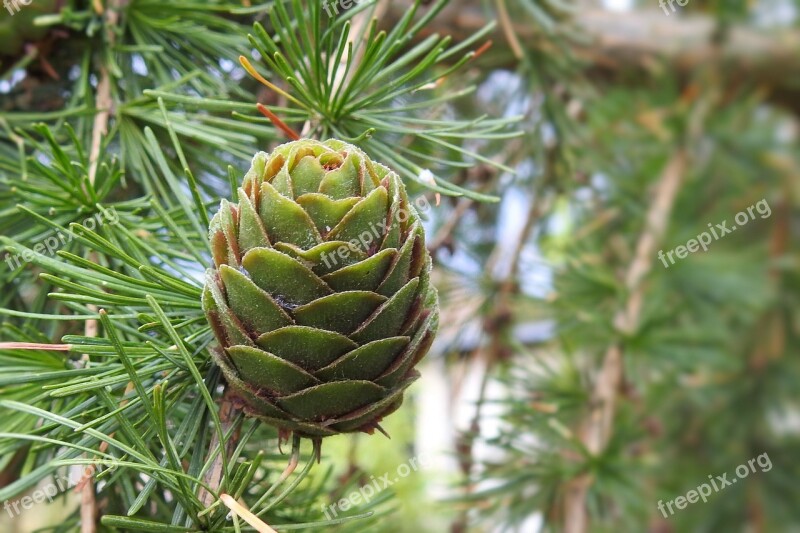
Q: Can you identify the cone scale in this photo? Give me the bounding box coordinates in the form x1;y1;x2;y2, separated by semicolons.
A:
203;139;439;438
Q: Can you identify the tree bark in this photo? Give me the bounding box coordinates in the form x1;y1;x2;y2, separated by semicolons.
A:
382;2;800;112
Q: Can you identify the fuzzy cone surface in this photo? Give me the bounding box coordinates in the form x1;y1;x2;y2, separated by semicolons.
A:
203;139;439;437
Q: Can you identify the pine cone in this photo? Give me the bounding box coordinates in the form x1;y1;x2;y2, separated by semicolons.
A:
203;139;438;438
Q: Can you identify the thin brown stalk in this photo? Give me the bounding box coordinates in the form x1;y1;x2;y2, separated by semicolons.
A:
0;342;72;351
80;2;127;530
428;197;474;252
451;183;546;531
563;150;688;533
199;388;242;507
494;0;524;60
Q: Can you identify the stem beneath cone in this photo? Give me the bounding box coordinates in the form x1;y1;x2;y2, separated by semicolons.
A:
200;387;242;507
251;434;303;512
276;435;301;484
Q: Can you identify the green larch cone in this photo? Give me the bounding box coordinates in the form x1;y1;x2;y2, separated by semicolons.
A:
203;139;439;438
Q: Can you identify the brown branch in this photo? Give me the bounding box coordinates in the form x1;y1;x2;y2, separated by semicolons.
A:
341;0;390;87
428;165;498;254
381;2;800;113
428;196;473;252
199;387;242;508
451;176;549;531
81;2;127;530
563;150;688;533
87;67;111;186
451;357;491;533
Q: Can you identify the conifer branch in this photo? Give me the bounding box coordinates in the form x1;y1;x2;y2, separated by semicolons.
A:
564;149;689;533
